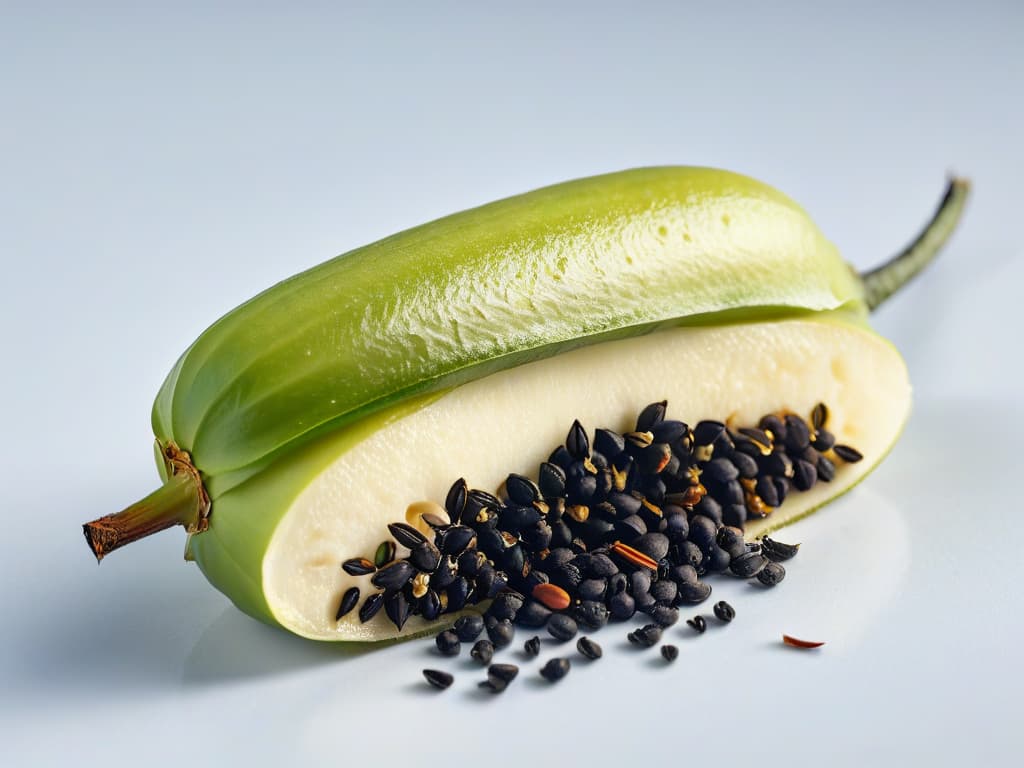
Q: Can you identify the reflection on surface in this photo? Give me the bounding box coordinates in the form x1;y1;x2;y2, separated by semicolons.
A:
183;607;373;686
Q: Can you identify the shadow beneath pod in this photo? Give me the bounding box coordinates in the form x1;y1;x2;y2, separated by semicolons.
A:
181;606;378;687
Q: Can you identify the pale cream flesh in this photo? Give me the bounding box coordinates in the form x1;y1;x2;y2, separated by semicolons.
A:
264;318;910;640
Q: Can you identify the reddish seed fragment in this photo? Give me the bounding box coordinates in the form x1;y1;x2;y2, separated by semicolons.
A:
532;582;571;611
610;541;659;571
782;634;825;649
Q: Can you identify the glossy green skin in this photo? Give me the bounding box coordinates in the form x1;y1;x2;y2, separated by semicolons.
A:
152;167;867;627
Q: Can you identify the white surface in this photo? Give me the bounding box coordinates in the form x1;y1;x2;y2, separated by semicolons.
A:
1;2;1021;766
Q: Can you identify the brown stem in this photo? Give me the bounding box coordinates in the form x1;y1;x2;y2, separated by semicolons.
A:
83;442;210;561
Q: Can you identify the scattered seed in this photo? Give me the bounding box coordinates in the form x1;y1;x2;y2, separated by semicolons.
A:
628;624;662;648
757;561;786;586
833;444;864;463
486;618;515;648
761;537;801;562
335;587;360;620
576;636;603;660
387;522;427;549
782;634;825;649
470;639;494;665
371;560;415;591
686;615;707;634
713;600;736;622
384;591;410;630
730;551;768;579
566;420;590;459
524;636;541;657
422;669;454;690
488;663;519;686
539;657;571;682
660;644;679;662
435;629;460;656
341;557;376;576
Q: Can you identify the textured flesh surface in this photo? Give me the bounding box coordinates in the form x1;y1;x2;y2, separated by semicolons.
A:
151;167;862;483
262;318;909;640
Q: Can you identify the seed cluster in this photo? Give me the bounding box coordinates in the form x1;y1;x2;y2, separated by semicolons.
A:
336;400;860;639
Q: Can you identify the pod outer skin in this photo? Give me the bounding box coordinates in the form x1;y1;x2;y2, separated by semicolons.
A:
152;166;868;630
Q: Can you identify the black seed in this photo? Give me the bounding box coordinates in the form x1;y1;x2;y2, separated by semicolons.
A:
694;495;723;525
704;458;740;484
540;657;571;682
546;613;579;642
738;427;774;452
784;414;811;452
651;419;688;446
358;592;385;623
812;428;836;452
759;414;786;443
371;560;415;591
704;545;732;573
538;462;567;498
608;591;636;621
388;522;427;549
636;400;668;431
773;476;791;504
431;556;457;590
422;669;454;690
505;474;542;506
438;525;475;556
487;591;525;622
587;553;619;577
476;528;506;558
470;638;494;665
817;455;836;482
730;551;768;578
679;542;705;572
592;428;624;459
722;503;747;528
731;452;759;479
521;521;554;551
664;513;689;545
627;624;662;648
550;563;583;591
421;512;450;532
409;541;441;573
548;444;574;470
445;478;469;520
616;514;647;541
445;577;470;613
486;617;515;648
524;636;541;657
608;571;628;595
755;475;780;507
649;579;678;604
676;580;712;604
568;474;598;504
833;444;864;463
810;402;829;430
687;514;717;549
660;644;679;662
578;578;608;601
420;589;442;621
624;430;654;451
435;629;460;656
792;459;818;492
374;541;395;569
638;442;672;474
577;636;603;659
542;547;575;570
342;557;376;576
713;600;736;622
488;663;519;685
453;614;485;642
758;561;786;586
762;536;801;562
693;420;726;447
632;532;670;561
713;480;744;506
762;450;794;478
574;600;610;630
686;615;707;633
651;605;680;627
384;591;410;630
669;564;699;585
566;420;590;459
550;520;573;548
335;587;360;620
716;526;745;552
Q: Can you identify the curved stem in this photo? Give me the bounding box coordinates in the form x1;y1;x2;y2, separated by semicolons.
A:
83;442;210;561
861;176;971;311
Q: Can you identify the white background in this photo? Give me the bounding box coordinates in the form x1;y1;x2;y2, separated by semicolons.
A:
1;2;1021;765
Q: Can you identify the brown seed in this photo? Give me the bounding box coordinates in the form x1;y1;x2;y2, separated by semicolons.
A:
532;582;571;611
610;541;659;571
782;634;826;649
567;504;590;523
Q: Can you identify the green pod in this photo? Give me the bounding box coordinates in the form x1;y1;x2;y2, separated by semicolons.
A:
85;166;967;640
